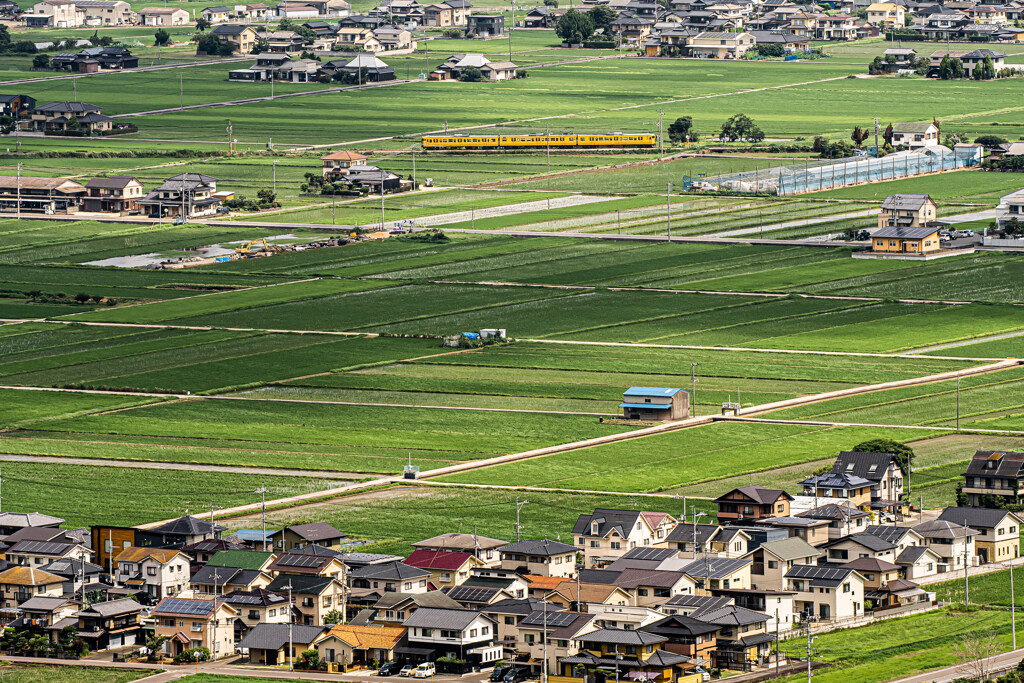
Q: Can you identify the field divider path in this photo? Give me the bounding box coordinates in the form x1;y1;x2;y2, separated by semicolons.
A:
133;361;1018;529
715;415;1024;436
519;339;1002;361
707;208;878;238
0;453;365;480
901;328;1024;355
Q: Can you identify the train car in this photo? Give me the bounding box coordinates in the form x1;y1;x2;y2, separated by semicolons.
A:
577;134;657;148
421;135;501;149
499;135;579;148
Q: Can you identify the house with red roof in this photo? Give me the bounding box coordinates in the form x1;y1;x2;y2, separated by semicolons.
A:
402;549;484;589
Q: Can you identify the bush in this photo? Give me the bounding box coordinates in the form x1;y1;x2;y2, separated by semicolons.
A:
442;28;462;38
32;54;50;68
458;66;484;82
174;647;210;664
296;649;321;670
974;134;1007;147
756;43;785;58
154;29;170;46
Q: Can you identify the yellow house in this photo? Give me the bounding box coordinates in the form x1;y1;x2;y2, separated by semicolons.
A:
871;226;941;254
878;193;937;228
938;507;1022;564
312;623;406;668
559;629;690;682
866;2;905;28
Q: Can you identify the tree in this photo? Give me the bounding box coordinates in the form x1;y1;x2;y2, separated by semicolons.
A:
32;54;50;68
983;54;996;80
868;55;884;75
951;57;964;79
0;24;10;52
555;9;594;44
667;116;694;143
851;438;914;475
543;0;558;6
719;113;762;142
975;134;1007;147
197;32;232;56
196;16;211;30
256;188;277;204
588;5;617;33
154;29;170;46
278;17;294;29
74;292;90;304
851;126;869;147
954;631;1000;682
938;54;953;79
297;649;321;670
293;24;317;41
458;65;483;82
58;625;77;653
882;122;894;146
324;609;345;624
954;483;969;507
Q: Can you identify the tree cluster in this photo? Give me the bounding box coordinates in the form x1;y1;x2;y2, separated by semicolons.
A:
755;43;785;58
555;9;594;44
1;625;84;657
719;113;764;142
667;116;697;143
225;189;280;211
0;25;38;54
196;32;235;56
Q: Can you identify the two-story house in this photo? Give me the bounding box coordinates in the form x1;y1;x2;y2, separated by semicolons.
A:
267;574;346;625
681;557;751;594
0;567;68;608
138;173;221;220
640;615;719;670
996;189;1024;231
269;523;347;552
573;509;676;568
913;519;978;570
372;591;462;626
499;540;577;578
800;472;873;506
412;533;506;568
832;452;905;507
402;607;502;666
797;504;870;540
153;597;238;659
714;486;793;522
939;507;1022;564
321;151;369;180
190;564;272;595
6;540;91;568
83;176;143;214
962;450;1024;507
516;609;598;674
75;598;144;651
746;537;820;591
222;588;291;636
890;122;939;149
114;547;191;603
558;629;690;682
821;533;897;564
210;24;260;54
865;2;904;27
784;564;865;621
403;550;483;589
24;101;113;134
877;194;938;230
134;515;225;550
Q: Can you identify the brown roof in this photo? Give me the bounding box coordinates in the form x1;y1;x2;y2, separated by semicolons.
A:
0;176;85;193
315;624;405;650
322;151;368;161
0;566;64;587
115;547;185;564
412;533;507;551
547;582;624;604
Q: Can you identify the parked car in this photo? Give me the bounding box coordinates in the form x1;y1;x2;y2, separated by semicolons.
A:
413;663;435;678
490;666;511;682
504;668;530;683
399;665;416;677
379;662;402;676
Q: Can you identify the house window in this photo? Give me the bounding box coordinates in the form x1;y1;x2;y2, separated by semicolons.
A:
482;627;489;635
505;617;515;625
470;629;478;638
269;609;277;617
590;541;600;548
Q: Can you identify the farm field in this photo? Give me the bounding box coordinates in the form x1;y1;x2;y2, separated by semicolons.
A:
437;420;940;493
220;484;714;556
284;341;976;415
0;325;441;393
0;459;344;528
765;363;1024;429
0;664;155;683
806;168;1024;204
777;607;1016;683
12;396;638;473
0;387;157;430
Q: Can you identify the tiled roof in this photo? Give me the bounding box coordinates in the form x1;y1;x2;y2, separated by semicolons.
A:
115;547;182;564
403;549;476;571
316;623;405;650
0;566;66;586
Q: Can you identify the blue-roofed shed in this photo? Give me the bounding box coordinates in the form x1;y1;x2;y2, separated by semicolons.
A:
620;386;689;421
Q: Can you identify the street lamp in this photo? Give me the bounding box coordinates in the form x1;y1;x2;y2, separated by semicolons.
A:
272;160;279;196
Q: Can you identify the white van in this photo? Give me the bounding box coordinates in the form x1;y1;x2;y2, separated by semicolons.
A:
413;663;436;678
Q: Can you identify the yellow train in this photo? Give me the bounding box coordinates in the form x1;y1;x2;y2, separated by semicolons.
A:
421;133;657;150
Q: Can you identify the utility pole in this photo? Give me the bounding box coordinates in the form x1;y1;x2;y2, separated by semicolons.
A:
272;160;278;196
658;109;664;158
287;581;294;671
546;123;550;174
73;78;77;102
412;147;416;187
964;514;970;605
180;72;183;110
209;502;223;522
666;182;671;240
515;497;529;542
956;372;961;433
873;117;880;157
806;619;815;683
541;600;548;683
380;169;386;229
1012;561;1017;651
255;485;268;551
508;0;514;61
775;608;780;675
226;121;233;156
690;362;698;415
16;162;22;221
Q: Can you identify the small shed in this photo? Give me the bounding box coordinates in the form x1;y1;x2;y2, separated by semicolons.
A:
620;387;689;421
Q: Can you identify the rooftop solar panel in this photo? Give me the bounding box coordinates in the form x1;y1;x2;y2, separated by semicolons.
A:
155;598;214;615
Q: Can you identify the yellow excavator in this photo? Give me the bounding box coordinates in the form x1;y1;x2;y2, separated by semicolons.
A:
235;238;269;255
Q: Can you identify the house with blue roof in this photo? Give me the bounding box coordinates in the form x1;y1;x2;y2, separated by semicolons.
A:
620;387;689;421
